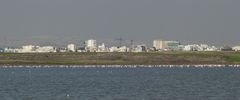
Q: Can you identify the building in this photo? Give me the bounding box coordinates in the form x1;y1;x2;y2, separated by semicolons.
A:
183;44;218;51
4;48;21;53
109;46;129;52
153;40;180;51
85;39;97;52
133;44;147;52
36;46;56;53
165;41;180;50
220;46;232;51
58;48;68;52
22;45;56;53
205;46;218;51
85;39;97;48
21;45;36;53
153;40;166;50
67;44;77;52
97;43;108;52
232;46;240;51
147;47;156;52
0;48;4;53
183;45;195;51
77;47;86;52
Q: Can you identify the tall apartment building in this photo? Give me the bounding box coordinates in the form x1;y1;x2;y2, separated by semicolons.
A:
153;40;166;50
85;39;97;52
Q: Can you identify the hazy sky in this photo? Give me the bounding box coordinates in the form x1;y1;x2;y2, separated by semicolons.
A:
0;0;240;47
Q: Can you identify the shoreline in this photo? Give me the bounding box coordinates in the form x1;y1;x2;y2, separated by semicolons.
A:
1;64;240;68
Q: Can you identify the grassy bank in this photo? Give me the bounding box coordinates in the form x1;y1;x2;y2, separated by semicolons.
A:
0;52;240;65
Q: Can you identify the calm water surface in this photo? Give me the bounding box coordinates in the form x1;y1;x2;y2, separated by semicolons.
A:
0;66;240;100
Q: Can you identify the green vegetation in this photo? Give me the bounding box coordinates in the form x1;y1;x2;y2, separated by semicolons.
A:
0;52;240;65
223;53;240;64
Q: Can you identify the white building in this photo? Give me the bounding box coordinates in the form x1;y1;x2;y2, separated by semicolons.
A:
85;39;97;48
4;48;21;53
21;45;36;53
85;39;97;52
6;45;57;53
133;44;147;52
67;44;77;52
183;44;218;51
36;46;56;53
21;45;56;53
232;46;240;51
109;46;129;52
97;43;108;52
119;46;129;52
183;45;194;51
109;46;118;52
205;46;218;51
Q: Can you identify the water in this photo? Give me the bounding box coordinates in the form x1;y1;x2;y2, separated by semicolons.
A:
0;66;240;100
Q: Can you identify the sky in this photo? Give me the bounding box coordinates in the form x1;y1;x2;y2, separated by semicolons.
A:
0;0;240;47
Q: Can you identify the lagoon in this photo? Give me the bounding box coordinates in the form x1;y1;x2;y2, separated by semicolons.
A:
0;66;240;100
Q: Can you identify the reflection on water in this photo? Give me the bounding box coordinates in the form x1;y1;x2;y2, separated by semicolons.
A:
0;66;240;100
